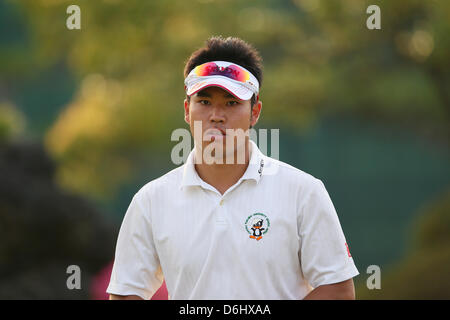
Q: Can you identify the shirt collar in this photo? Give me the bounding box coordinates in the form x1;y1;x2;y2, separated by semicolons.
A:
180;140;265;190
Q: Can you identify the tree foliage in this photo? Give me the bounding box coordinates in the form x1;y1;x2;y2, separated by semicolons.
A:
356;190;450;299
0;141;116;299
1;0;449;299
1;0;447;198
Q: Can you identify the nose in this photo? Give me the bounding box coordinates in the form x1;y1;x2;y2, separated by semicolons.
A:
209;104;225;123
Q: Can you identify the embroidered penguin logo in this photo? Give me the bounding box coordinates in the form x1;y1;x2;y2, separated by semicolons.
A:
245;213;270;241
250;218;265;241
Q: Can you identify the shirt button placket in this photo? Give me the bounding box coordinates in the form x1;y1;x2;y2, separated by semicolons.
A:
216;198;227;225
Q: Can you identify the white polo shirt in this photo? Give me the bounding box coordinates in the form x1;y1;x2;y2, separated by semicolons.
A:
107;140;359;300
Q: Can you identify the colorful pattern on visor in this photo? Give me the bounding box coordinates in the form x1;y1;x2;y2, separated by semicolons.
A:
194;62;251;82
185;61;259;99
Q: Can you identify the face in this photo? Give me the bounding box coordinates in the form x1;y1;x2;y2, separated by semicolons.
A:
184;86;262;163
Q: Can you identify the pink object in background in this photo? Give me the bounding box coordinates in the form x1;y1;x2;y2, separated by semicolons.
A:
90;261;168;300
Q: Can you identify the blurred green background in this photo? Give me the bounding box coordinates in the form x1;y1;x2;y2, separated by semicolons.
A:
0;0;449;299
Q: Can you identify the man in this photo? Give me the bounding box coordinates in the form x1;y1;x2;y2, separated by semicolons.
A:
107;36;359;300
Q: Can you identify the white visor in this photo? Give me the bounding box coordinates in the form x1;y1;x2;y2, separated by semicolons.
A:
184;61;259;101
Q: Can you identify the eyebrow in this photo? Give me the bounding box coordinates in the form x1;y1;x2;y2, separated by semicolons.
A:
195;90;236;99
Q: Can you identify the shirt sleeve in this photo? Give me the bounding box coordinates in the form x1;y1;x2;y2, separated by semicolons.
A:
107;187;163;299
298;178;359;288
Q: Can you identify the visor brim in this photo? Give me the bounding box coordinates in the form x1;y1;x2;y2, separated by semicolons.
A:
186;77;254;100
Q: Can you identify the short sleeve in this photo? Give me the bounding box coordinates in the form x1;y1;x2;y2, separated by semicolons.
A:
107;188;163;299
298;179;359;288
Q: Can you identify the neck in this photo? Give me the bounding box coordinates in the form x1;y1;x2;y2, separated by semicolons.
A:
194;141;251;195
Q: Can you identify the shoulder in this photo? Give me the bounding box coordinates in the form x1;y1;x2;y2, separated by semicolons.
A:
262;155;322;191
134;165;184;201
260;156;331;218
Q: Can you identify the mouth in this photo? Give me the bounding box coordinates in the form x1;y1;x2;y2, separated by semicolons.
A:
204;127;226;141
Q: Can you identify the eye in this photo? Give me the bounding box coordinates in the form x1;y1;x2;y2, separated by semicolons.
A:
227;101;239;106
199;100;211;105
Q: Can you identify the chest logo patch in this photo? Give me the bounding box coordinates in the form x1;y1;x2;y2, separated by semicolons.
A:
245;213;270;241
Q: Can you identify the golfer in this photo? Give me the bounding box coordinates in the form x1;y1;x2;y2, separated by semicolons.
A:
107;36;359;300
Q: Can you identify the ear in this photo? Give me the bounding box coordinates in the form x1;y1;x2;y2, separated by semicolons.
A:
250;99;262;128
184;98;190;125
